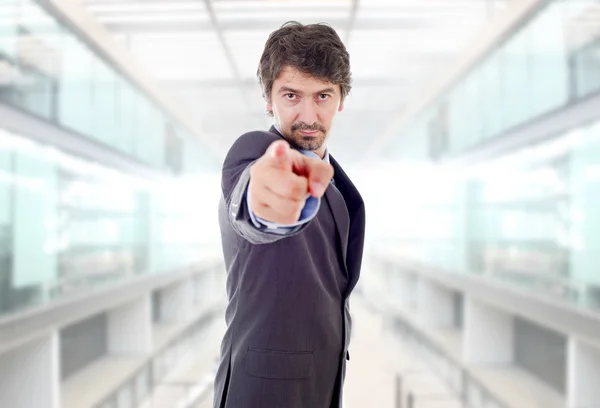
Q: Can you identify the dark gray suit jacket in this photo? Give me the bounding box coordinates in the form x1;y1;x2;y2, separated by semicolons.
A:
214;127;365;408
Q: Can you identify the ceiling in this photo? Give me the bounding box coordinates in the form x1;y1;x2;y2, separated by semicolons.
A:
80;0;509;164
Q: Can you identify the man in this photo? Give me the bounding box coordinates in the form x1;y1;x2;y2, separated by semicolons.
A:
214;21;365;408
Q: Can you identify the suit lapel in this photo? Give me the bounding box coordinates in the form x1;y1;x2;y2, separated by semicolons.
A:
324;182;350;269
329;156;366;295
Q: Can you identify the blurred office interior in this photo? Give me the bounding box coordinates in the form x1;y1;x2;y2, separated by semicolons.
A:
1;0;600;407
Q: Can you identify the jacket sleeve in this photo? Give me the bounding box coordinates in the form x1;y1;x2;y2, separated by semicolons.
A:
221;131;313;244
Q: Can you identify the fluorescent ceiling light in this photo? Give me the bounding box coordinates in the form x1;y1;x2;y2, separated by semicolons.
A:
359;0;487;8
130;32;215;40
88;1;206;13
356;10;484;20
217;11;350;21
214;0;352;12
97;12;210;23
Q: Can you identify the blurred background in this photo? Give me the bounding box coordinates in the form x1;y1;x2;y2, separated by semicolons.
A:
1;0;600;407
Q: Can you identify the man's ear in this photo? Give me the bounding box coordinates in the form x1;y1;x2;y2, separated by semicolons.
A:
338;102;344;112
265;94;272;113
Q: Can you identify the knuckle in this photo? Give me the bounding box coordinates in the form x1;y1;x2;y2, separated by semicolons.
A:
290;179;307;199
286;181;300;198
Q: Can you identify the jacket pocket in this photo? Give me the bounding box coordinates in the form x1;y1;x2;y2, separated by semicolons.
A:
245;347;314;380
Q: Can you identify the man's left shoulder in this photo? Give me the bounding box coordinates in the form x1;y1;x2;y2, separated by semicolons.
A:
330;156;364;204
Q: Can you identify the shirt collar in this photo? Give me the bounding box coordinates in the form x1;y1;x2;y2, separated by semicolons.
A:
273;123;330;163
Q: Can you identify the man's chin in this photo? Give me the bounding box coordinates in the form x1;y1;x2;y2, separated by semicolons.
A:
290;132;325;151
297;138;323;152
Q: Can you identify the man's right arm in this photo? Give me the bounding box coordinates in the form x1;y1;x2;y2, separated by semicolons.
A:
221;131;313;244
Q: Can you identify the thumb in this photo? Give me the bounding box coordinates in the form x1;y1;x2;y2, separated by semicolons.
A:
266;140;291;170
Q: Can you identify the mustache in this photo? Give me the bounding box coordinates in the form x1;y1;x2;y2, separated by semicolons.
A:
291;122;326;133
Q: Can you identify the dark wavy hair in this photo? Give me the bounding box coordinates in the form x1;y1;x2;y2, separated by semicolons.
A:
257;21;352;115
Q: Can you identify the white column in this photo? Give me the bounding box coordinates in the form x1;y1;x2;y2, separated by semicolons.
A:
463;297;514;364
567;337;600;408
108;295;152;354
416;278;454;328
159;278;193;323
0;332;59;408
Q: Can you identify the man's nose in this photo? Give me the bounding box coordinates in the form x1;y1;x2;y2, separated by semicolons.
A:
297;99;318;124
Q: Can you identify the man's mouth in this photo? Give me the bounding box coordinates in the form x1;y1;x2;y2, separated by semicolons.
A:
299;129;319;136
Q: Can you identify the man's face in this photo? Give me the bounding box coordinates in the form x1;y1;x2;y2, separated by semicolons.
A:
267;66;344;158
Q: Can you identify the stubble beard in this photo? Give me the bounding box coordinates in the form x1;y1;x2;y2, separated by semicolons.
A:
288;130;327;152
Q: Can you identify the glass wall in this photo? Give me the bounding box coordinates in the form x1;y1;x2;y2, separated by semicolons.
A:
464;118;600;310
0;127;220;317
0;0;214;173
368;118;600;313
392;0;600;160
370;0;600;314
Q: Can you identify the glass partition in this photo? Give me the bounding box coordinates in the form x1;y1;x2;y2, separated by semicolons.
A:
392;0;600;160
369;117;600;313
0;127;220;317
0;0;214;173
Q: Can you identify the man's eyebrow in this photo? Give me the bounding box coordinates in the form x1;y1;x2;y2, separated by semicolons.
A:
317;87;337;94
278;86;302;95
278;86;338;95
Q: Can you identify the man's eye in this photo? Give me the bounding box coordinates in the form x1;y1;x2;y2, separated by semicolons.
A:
318;94;330;101
285;94;297;100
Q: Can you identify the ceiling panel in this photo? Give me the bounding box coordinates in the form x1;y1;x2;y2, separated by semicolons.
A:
173;86;247;115
224;30;271;80
349;27;483;55
348;25;481;79
129;33;234;80
343;84;407;112
80;0;511;160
